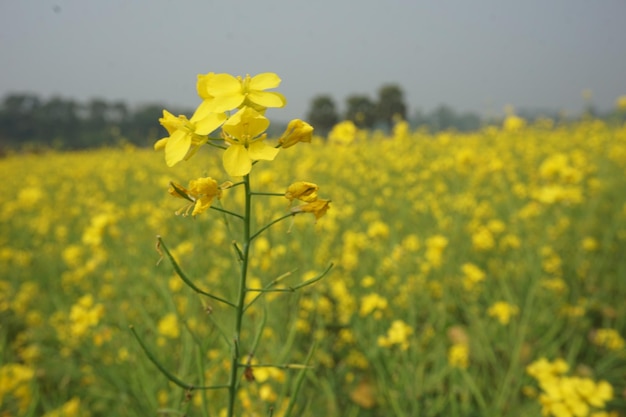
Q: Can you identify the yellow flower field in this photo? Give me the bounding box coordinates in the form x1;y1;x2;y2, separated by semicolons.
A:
1;118;626;416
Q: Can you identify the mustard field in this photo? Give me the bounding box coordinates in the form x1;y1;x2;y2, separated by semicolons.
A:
1;118;626;416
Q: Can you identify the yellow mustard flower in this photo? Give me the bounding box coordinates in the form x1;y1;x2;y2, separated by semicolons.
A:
155;109;226;167
487;301;519;325
169;177;222;217
278;119;314;148
592;328;625;351
377;320;413;350
448;343;469;369
196;72;286;113
329;120;357;144
285;181;319;203
291;199;331;221
222;107;279;177
157;313;180;339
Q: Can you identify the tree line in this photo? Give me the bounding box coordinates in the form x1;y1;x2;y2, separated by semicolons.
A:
0;94;170;152
306;84;484;135
1;89;622;152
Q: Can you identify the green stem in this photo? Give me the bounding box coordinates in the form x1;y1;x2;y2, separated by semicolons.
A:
210;205;244;220
249;212;294;242
226;174;253;417
249;191;285;197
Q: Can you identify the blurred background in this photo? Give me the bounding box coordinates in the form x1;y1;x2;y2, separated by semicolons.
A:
1;0;625;149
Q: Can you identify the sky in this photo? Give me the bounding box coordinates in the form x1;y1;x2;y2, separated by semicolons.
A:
1;0;625;122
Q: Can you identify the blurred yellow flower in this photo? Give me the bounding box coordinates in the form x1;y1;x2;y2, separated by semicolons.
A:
329;120;357;144
157;313;180;339
222;107;279;177
592;328;625;351
377;320;413;350
487;301;519;325
448;343;469;369
359;293;388;318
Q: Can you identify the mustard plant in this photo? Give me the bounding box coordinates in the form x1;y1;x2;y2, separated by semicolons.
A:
130;72;332;416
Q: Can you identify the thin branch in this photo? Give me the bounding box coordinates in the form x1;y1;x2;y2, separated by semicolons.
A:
129;326;229;391
157;236;236;308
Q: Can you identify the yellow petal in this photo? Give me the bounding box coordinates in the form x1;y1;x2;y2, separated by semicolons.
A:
196;72;215;100
165;130;190;167
207;73;242;96
223;144;251;177
248;141;279;161
154;137;168;151
249;73;282;90
192;111;227;135
192;100;214;121
247;91;287;108
159;110;180;135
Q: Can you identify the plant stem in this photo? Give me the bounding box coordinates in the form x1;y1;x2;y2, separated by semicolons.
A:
226;174;252;417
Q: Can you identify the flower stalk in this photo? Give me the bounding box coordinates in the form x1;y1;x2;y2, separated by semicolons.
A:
139;71;332;416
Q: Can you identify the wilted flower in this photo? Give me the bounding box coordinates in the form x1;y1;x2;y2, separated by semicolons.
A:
285;181;319;203
291;199;331;221
169;177;222;217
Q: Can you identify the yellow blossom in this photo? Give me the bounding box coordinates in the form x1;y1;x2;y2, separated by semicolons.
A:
359;293;388;318
157;313;180;339
196;72;286;113
448;343;469;369
222;107;279;177
377;320;413;350
592;328;625;351
487;301;519;325
155;109;226;167
329;120;357;144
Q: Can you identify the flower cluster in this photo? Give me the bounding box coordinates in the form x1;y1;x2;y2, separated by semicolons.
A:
155;72;322;219
526;358;615;417
156;72;312;177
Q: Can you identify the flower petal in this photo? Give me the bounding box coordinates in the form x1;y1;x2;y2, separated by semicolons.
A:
247;91;287;108
192;111;227;135
248;141;279;161
249;73;282;90
223;144;252;177
165;130;190;167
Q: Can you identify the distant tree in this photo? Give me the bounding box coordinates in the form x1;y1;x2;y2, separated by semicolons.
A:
456;112;482;131
306;95;339;136
35;96;80;147
345;95;376;129
129;104;166;146
0;94;41;144
430;105;456;131
376;84;407;129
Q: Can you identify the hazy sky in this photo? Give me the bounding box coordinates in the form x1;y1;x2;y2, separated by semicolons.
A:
2;0;625;121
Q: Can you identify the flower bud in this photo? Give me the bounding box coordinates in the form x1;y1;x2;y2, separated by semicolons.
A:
279;119;314;148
